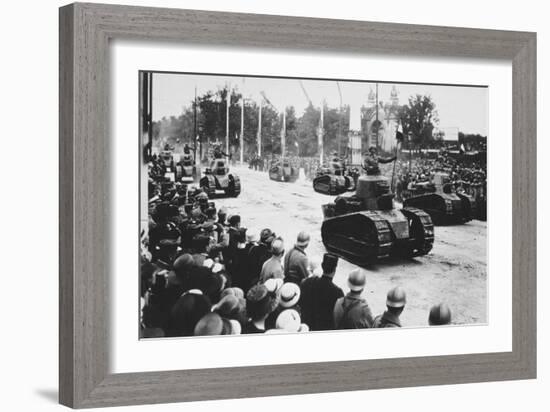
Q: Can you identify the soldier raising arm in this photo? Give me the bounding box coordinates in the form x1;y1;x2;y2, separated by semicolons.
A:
362;146;397;175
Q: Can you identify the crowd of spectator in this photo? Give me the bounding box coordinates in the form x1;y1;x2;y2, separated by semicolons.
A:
142;155;453;338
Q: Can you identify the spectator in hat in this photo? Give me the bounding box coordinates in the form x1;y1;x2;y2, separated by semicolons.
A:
265;282;301;329
223;214;241;271
333;269;374;329
167;290;212;337
220;286;245;301
194;312;241;336
274;309;309;333
243;284;279;334
299;253;344;331
191;233;212;267
258;238;285;284
229;228;257;293
284;231;310;285
247;228;275;284
373;286;407;328
212;293;247;326
428;303;452;326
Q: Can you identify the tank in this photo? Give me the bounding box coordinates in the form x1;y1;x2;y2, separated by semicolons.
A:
403;172;477;225
175;152;200;183
313;159;356;195
159;150;175;169
200;158;241;197
321;174;434;266
269;159;299;182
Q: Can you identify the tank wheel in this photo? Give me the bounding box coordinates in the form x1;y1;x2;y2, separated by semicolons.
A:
226;175;241;197
401;207;434;257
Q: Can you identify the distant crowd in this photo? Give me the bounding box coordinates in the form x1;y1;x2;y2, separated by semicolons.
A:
391;151;487;210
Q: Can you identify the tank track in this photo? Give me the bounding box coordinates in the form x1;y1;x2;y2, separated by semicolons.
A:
363;211;393;260
231;175;241;197
401;207;434;256
321;211;393;266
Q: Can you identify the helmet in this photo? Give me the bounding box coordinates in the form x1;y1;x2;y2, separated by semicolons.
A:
386;286;407;308
347;269;366;292
429;303;452;325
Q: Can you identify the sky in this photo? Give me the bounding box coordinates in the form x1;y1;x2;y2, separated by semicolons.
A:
152;72;488;136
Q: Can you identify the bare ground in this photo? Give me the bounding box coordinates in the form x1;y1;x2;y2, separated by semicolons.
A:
207;165;487;327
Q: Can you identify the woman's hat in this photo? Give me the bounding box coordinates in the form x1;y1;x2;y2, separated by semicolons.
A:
279;283;300;308
275;309;301;332
246;284;279;320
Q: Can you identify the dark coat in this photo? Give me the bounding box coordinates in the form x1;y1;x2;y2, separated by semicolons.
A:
228;244;255;293
333;294;374;329
247;243;271;284
299;276;344;331
373;310;402;328
283;246;309;285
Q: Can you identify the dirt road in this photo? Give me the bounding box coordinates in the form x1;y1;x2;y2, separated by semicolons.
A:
209;165;487;327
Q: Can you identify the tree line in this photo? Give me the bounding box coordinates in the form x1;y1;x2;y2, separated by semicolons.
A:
153;87;483;158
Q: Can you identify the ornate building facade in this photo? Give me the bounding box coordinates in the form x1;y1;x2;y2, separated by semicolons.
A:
364;85;401;153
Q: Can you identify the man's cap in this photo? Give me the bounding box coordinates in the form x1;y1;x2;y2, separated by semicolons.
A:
296;231;310;248
228;215;241;226
195;313;240;336
347;269;366;292
321;253;339;274
173;253;195;276
220;287;245;300
171;292;212;336
429;303;452;326
246;228;259;243
279;283;301;308
260;228;276;243
235;227;247;243
275;309;301;332
212;294;241;317
386;286;407;308
270;238;285;255
263;278;283;294
246;284;279;319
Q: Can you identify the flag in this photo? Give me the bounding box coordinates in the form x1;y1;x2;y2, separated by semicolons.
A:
460;143;466;154
395;124;404;143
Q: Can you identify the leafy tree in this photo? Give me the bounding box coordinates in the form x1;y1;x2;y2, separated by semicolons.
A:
397;94;439;149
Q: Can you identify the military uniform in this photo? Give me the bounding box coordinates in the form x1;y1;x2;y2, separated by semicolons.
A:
363;152;397;175
373;310;402;328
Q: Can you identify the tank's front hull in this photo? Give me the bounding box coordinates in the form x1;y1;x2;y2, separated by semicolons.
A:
321;208;434;266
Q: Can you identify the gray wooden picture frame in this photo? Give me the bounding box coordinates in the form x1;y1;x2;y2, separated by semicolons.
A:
59;2;536;409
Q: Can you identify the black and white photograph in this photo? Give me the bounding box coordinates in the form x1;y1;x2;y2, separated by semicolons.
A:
139;71;488;338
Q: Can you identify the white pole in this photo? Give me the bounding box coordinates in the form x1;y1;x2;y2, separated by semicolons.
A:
257;101;262;157
240;88;244;165
225;84;230;156
281;108;286;157
319;101;324;164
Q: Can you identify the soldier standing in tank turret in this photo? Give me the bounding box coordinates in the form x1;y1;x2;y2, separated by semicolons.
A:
362;146;397;175
212;143;230;159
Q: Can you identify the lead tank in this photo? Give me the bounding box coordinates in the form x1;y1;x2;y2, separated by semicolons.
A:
321;174;434;266
269;159;299;182
403;172;477;225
